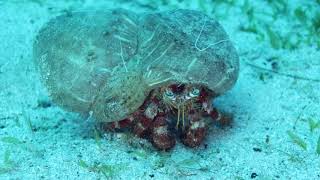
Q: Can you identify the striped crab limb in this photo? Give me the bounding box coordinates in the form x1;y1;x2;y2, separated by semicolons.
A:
131;113;152;138
181;110;207;147
150;115;176;150
101;116;134;131
201;100;232;127
132;95;160;138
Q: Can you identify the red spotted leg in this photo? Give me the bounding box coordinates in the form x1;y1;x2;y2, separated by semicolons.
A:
181;110;207;147
132;113;152;138
202;98;232;127
101;116;134;132
132;98;159;138
150;115;176;150
101;95;158;133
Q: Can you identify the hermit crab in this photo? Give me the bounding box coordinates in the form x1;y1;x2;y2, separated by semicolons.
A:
33;9;239;150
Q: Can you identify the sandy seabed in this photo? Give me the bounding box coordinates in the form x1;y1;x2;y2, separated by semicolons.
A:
0;0;320;179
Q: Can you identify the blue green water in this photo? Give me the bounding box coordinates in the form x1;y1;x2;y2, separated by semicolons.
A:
0;0;319;179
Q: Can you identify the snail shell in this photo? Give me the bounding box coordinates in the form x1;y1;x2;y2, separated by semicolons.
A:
33;9;239;123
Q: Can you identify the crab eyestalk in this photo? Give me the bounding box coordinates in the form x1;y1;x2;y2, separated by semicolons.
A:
160;84;202;130
162;93;186;129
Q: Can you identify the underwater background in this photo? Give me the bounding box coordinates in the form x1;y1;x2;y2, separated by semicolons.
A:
0;0;320;179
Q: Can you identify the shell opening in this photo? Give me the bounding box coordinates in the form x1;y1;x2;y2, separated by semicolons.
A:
160;84;206;129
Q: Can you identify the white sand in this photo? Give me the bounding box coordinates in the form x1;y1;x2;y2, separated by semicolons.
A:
0;0;319;179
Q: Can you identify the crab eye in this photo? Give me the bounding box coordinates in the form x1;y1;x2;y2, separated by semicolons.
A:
165;90;175;98
190;88;200;97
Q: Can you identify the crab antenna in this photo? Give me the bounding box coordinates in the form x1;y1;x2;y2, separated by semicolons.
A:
176;106;180;129
182;105;185;127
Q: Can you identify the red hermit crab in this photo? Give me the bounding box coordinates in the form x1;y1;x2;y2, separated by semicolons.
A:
105;84;228;150
33;9;239;150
